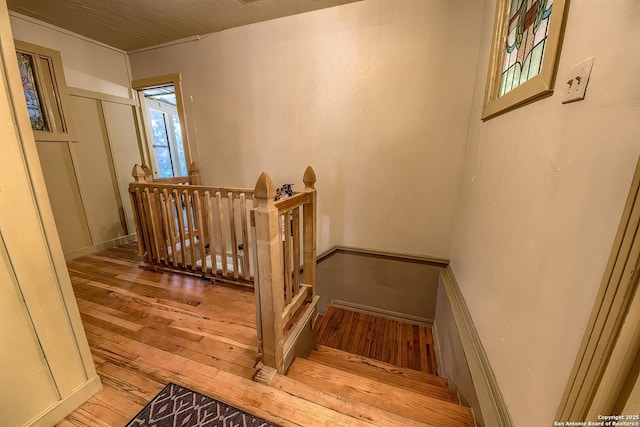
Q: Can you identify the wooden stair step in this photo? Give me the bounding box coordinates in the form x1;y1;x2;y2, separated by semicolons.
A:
307;350;457;401
287;358;474;427
314;344;449;388
270;374;429;427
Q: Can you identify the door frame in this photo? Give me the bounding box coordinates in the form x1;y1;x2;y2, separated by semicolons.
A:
132;73;192;178
556;156;640;419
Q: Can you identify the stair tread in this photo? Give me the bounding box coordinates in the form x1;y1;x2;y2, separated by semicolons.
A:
315;344;449;388
287;358;474;427
271;374;431;427
307;350;456;399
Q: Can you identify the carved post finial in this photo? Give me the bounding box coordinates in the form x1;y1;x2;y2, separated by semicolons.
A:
189;162;201;185
303;166;316;190
254;172;276;200
141;164;153;182
132;164;146;183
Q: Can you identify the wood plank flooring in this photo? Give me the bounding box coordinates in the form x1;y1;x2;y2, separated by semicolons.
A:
59;243;266;425
59;243;448;426
317;306;438;375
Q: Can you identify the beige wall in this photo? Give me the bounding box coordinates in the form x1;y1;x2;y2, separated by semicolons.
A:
450;1;640;426
317;251;441;322
128;0;483;258
9;12;131;98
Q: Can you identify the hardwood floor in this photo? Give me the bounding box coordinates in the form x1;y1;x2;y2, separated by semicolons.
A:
58;243;461;426
59;243;265;426
316;306;438;375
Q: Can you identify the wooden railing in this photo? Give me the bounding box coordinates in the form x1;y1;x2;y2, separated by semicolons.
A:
128;162;255;284
129;162;319;377
253;166;318;376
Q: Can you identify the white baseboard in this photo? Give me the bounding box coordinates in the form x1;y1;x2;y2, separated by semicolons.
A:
331;299;433;326
30;375;102;427
64;233;137;260
441;266;513;427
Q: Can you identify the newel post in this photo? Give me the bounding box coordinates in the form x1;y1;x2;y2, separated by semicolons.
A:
189;162;201;185
141;164;153;182
253;172;285;374
132;164;147;183
303;166;317;297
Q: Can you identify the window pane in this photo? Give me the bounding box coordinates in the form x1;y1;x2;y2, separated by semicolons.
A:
16;52;48;131
149;109;169;147
153;146;174;178
172;115;187;176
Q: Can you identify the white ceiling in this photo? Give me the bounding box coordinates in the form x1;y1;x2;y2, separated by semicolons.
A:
7;0;362;52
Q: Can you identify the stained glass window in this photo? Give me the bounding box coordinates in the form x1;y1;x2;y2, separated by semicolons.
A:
16;52;48;131
498;0;553;97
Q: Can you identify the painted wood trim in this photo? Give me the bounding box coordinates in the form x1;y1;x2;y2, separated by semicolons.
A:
14;39;79;142
1;3;101;417
331;299;434;326
29;375;102;427
587;280;640;417
440;267;514;427
317;245;449;267
556;156;640;420
63;233;137;260
68;87;136;105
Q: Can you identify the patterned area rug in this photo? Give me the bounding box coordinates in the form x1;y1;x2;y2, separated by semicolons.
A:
126;383;279;427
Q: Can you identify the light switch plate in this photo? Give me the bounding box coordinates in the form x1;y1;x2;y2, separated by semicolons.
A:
562;57;595;104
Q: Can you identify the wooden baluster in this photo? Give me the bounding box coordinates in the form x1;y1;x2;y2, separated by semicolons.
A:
283;211;292;304
303;166;317;298
194;190;207;274
174;189;188;268
228;192;239;279
240;193;250;280
133;187;151;262
184;189;196;270
129;186;144;257
163;189;179;267
158;189;171;265
216;191;227;277
292;207;301;294
144;188;161;264
189;162;201;185
204;191;216;275
253;172;284;373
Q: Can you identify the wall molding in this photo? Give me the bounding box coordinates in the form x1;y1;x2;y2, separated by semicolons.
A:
317;245;449;267
69;87;136;106
64;233;137;260
30;375;102;427
331;299;434;326
440;266;514;427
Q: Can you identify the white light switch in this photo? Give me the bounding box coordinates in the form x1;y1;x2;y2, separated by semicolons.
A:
562;57;595;104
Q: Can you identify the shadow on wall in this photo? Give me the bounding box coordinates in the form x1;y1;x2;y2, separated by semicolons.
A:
316;249;444;323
